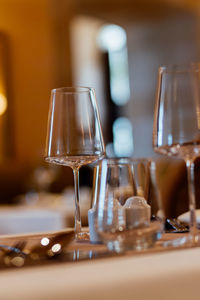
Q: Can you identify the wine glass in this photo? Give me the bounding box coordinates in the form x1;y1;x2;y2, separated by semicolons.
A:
45;87;105;240
153;63;200;245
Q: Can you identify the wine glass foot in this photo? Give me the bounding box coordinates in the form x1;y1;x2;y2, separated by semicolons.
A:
160;233;200;249
75;231;90;242
191;232;200;247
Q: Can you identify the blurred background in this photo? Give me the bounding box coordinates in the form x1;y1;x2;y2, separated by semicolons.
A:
0;0;199;220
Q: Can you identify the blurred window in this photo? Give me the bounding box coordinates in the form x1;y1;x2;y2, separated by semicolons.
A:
113;117;134;157
97;24;130;106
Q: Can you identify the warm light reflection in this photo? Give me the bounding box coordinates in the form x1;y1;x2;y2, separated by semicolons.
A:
11;256;24;267
51;243;61;253
0;93;7;115
41;237;50;246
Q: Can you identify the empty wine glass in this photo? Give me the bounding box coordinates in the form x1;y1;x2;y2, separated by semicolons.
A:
153;63;200;245
45;87;105;240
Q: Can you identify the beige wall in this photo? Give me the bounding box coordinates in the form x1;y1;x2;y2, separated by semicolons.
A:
0;0;53;166
0;0;199;167
69;1;200;158
0;0;73;169
126;13;199;157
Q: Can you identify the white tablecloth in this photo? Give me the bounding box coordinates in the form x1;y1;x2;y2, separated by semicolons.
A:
0;190;91;235
0;247;200;300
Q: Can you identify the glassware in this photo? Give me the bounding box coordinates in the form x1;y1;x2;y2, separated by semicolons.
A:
45;87;105;240
95;158;163;253
153;64;200;245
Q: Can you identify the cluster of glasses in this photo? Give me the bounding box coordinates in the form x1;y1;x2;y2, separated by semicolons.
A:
45;63;200;252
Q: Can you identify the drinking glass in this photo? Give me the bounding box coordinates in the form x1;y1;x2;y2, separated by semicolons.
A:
45;87;105;240
153;64;200;245
95;158;163;253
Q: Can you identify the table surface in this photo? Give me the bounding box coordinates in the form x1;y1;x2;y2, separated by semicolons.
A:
0;229;199;300
0;228;193;267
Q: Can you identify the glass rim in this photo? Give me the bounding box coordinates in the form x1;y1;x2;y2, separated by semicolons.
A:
51;86;95;94
159;63;200;74
101;157;151;165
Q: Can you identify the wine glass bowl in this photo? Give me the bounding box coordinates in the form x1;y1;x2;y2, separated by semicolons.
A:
153;64;200;159
45;87;105;240
153;63;200;245
45;87;105;167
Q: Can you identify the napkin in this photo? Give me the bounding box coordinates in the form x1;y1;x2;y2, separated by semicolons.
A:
0;207;66;235
178;209;200;224
0;189;91;235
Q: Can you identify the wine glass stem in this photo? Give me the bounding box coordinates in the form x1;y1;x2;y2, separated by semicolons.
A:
185;159;197;243
73;168;82;237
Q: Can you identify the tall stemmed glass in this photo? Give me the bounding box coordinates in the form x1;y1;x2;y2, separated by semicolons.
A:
45;87;105;240
153;64;200;245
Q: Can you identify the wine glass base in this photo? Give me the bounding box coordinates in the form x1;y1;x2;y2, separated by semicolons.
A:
160;232;200;249
75;231;90;242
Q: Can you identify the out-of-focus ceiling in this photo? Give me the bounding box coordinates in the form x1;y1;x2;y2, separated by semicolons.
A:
160;0;200;11
71;0;199;23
